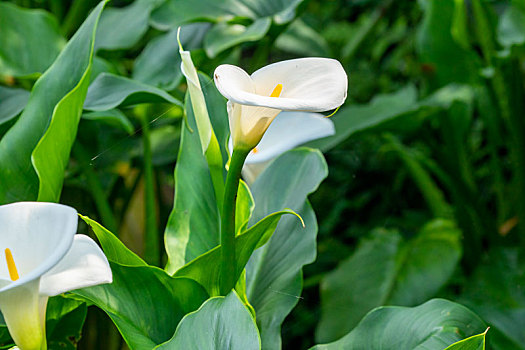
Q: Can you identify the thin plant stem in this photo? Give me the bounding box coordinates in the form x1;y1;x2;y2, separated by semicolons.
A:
220;148;250;295
140;115;160;266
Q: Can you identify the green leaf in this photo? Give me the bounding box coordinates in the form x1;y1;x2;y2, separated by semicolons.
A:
312;299;486;350
155;291;260;349
246;148;328;350
444;330;488;350
204;18;271;58
150;0;304;28
46;297;87;350
385;135;453;219
308;85;419;151
95;0;163;51
150;125;181;166
459;248;525;349
317;219;462;342
275;18;330;57
416;0;481;86
32;55;92;202
76;215;208;349
80;214;146;266
73;263;209;350
236;181;255;235
82;109;134;134
308;84;474;152
498;5;525;47
174;209;298;296
0;86;29;125
164;94;220;273
132;24;209;90
0;2;65;77
163;73;229;273
0;0;106;204
84;73;182;112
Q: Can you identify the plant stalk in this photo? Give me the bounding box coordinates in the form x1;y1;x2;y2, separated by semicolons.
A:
140;115;160;266
220;148;250;295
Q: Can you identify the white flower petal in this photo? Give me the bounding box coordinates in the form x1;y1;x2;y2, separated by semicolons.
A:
39;235;112;296
0;202;77;292
246;111;335;164
214;64;256;100
215;58;347;111
0;279;46;350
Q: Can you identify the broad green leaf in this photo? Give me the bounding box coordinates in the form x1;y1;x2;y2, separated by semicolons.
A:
133;24;209;90
155;291;260;349
275;18;330;57
498;5;525;47
0;0;106;204
46;297;87;350
0;2;65;77
416;0;481;86
76;215;208;349
317;220;462;342
308;85;419;151
32;55;92;202
444;330;488;350
80;214;146;266
84;73;182;112
312;299;486;350
309;84;474;152
459;248;525;349
150;0;304;28
95;0;163;51
174;209;298;296
0;86;29;125
164;94;220;273
204;17;272;58
82;109;134;134
73;263;209;350
163;73;229;273
246;148;328;350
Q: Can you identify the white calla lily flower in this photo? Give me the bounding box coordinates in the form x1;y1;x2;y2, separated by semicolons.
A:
229;111;335;184
0;202;112;350
214;57;347;149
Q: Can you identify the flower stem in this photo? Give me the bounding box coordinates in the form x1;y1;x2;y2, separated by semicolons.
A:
220;148;250;295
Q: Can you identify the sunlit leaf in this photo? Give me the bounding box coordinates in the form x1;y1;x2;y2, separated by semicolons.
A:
0;0;106;204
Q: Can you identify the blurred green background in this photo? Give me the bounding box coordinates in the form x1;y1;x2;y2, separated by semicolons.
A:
1;0;525;349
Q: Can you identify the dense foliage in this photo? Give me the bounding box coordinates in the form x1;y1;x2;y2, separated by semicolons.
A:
1;0;525;349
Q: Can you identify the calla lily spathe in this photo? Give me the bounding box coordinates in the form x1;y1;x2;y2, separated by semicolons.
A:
214;57;347;149
0;202;112;350
231;111;335;184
